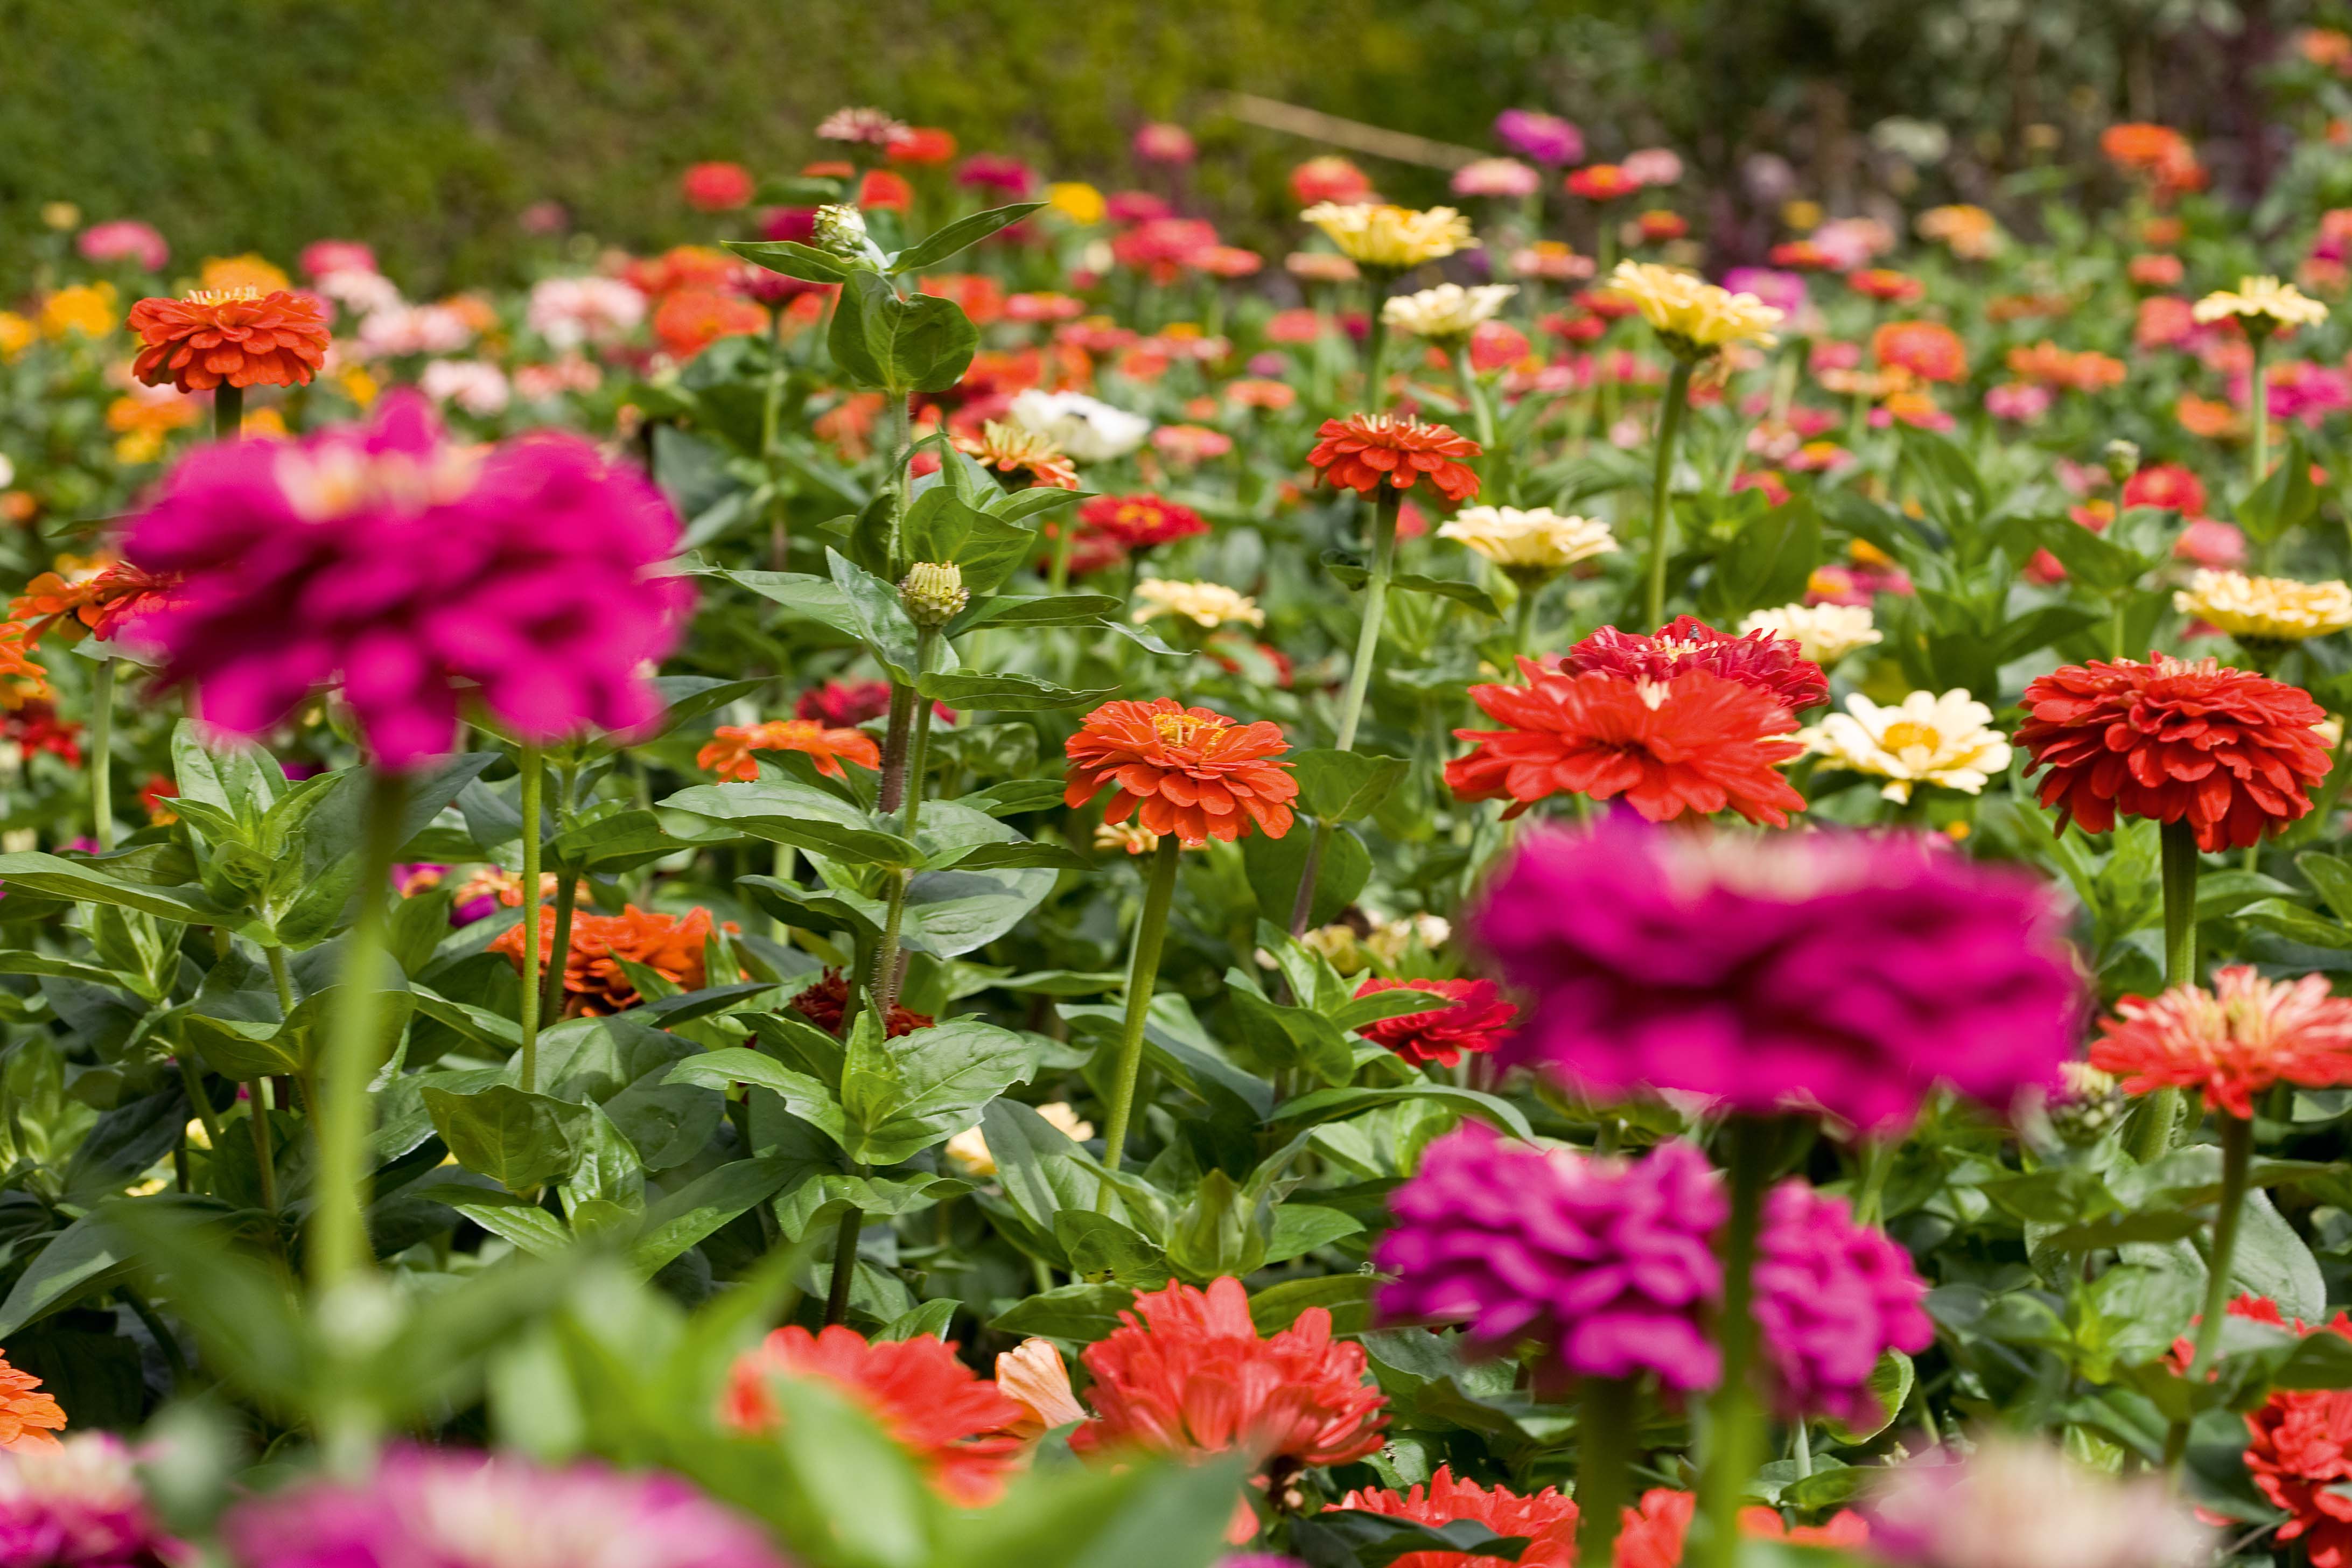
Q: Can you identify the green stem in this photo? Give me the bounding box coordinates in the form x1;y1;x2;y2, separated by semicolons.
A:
869;629;938;1015
1853;1138;1894;1228
213;383;243;443
1288;486;1401;934
515;746;543;1094
540;865;577;1025
309;769;407;1290
1699;1115;1776;1568
1644;359;1695;630
1511;575;1541;659
884;395;914;575
174;1051;221;1165
824;1201;862;1326
89;657;114;850
1792;1419;1813;1479
1096;835;1182;1202
1047;503;1079;593
248;1075;278;1214
2133;820;2202;1164
1363;272;1394;404
2187;1114;2255;1379
1574;1376;1638;1568
2250;330;2272;566
1454;344;1497;452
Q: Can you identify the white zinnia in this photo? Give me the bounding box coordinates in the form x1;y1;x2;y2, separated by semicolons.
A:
1438;506;1616;572
1739;602;1884;666
1381;282;1517;341
1800;689;2011;803
1131;578;1264;630
1007;389;1151;463
526;275;648;351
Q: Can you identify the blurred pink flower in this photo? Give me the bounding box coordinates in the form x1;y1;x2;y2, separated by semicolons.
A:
76;220;168;272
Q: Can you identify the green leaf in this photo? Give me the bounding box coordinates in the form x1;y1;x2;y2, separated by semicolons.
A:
950;594;1125;633
926;839;1090;873
663;1048;849;1147
1289;750;1409;824
547;806;682;873
1818;1349;1914;1444
627;1155;801;1275
2237;433;2321;547
954;1453;1250;1568
1227;978;1356;1087
827;547;926;680
1698;493;1821;621
888;202;1045;273
2299;852;2352;926
0;1213;130;1337
841;1013;1037;1164
1291;1511;1530;1568
1241;822;1369;930
659;779;917;867
707;569;867;641
1249;1273;1376;1336
726;237;853;284
2238;898;2352;948
836;269;980;394
0;853;232;925
900;489;1039;597
1265;1203;1364;1264
989;1282;1138;1340
879;1298;962;1341
915;670;1122;711
423;1085;592;1193
1274;1084;1534;1140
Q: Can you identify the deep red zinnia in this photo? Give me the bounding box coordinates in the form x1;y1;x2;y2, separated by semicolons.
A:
2017;655;2330;850
1077;493;1209;549
1064;697;1297;846
1565;615;1828;713
1448;663;1806;827
1353;977;1518;1068
1307;414;1482;504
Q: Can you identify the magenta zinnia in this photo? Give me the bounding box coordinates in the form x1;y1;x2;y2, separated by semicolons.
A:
120;391;689;768
1752;1181;1933;1425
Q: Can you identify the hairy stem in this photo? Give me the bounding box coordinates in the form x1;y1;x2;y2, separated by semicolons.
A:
1096;835;1182;1203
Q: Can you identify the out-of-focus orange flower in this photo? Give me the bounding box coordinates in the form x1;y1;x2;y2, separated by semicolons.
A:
2178;393;2243;440
106;390;200;464
12;561;179;646
1151;424;1233;465
38;283;119;339
0;1348;66;1452
2130;253;2186;289
652;288;767;359
696;719;880;782
1226;377;1296;411
127;289;330;393
199;254;291;293
2006;340;2126;393
915;272;1005;327
1872;320;1967;383
2138;295;2199;349
2301;26;2352;73
1565;164;1640;201
886;127;958;164
858;169;914;212
954;421;1080;488
680;162;755;212
0;622;51;701
1848;269;1922;303
1985;292;2073;323
813;390;887;459
1065;697;1296;846
622;244;741;298
139;774;180;825
491;904;718;1015
1635;209;1688;243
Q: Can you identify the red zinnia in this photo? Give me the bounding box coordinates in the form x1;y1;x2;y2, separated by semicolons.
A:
796;678;893;727
696;719;880;782
724;1325;1028;1506
1068;1276;1386;1470
2091;965;2352;1119
1307;414;1482;503
1338;1468;1579;1568
680;162;755;212
1565;615;1828;713
1064;698;1297;846
1615;1489;1869;1568
1565;164;1640;201
2122;462;2208;515
128;289;331;393
1353;977;1518;1068
790;969;933;1038
1850;269;1926;304
1447;663;1807;827
1077;493;1209;549
2217;1303;2352;1567
2017;656;2331;850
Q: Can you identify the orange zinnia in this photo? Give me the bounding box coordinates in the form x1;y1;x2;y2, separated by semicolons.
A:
127;289;330;393
1063;697;1297;846
696;719;880;782
11;561;178;646
0;1347;66;1452
1872;319;1968;383
491;904;716;1015
1307;413;1482;503
954;421;1080;489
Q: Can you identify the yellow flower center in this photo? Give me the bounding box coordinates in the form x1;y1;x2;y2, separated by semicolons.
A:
1880;720;1942;754
185;288;265;306
1152;711;1226;750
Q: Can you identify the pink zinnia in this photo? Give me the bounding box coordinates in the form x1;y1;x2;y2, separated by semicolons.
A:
1494;109;1584;166
1753;1182;1933;1425
2091;965;2352;1119
298;240;377;279
76;221;169;272
121;391;689;769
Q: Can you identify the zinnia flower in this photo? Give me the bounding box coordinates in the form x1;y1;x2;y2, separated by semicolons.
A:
1299;204;1474;270
1438;506;1616;578
77;221;169;272
1306;414;1482;503
10;562;178;649
816;107;913;147
1068;1277;1387;1471
1470;817;2085;1130
724;1325;1027;1506
2173;569;2352;643
2017;655;2331;850
121;392;689;769
2195;275;2329;332
1867;1432;2209;1568
1063;698;1296;847
1737;602;1881;667
680;162;754;212
1752;1181;1933;1425
1131;579;1263;631
2090;965;2352;1119
127;289;330;393
795;678;894;728
696;719;879;782
1289;156;1376;207
1381;283;1517;342
789;969;932;1038
220;1444;783;1568
492;905;716;1016
1873;320;1968;383
1006;389;1152;463
1619;1488;1870;1568
1604;261;1781;356
0;1433;180;1568
1565;615;1828;713
1338;1468;1578;1568
1447;664;1806;827
0;1352;64;1453
1798;689;2012;803
1077;494;1208;549
953;421;1080;489
1495;109;1584;165
1376;1126;1726;1389
1352;977;1517;1068
1450;159;1543;200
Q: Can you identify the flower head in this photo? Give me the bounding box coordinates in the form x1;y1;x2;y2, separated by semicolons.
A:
1438;507;1615;575
953;421;1080;489
1450;159;1543;200
492;905;716;1016
1077;494;1208;550
1604;261;1781;355
789;969;931;1038
1800;689;2012;802
1069;1277;1386;1470
1289;156;1376;206
1495;109;1584;165
1132;579;1263;630
2017;656;2331;850
0;1350;64;1453
816;107;914;148
0;1433;180;1568
1306;414;1482;503
2091;965;2352;1119
1381;283;1517;342
1753;1181;1932;1425
1352;977;1517;1068
1565;615;1828;713
1065;698;1296;846
1867;1432;2208;1568
2195;275;2329;332
1006;389;1151;463
122;393;689;769
127;289;330;393
1471;817;2085;1130
10;562;178;649
1447;664;1806;827
1300;204;1474;270
697;719;879;782
221;1444;782;1568
725;1325;1027;1505
680;162;754;212
2174;569;2352;643
1737;602;1881;666
1338;1468;1578;1568
1873;320;1968;383
1376;1127;1726;1389
77;221;168;272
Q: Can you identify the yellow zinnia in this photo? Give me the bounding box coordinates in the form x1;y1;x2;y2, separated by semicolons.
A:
1048;181;1106;226
1300;202;1474;270
1438;506;1616;575
2193;276;2329;331
2173;569;2352;641
0;313;36;360
1131;578;1264;630
38;283;118;340
1605;260;1782;356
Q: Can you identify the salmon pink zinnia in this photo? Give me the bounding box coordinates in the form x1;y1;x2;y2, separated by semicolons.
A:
2091;965;2352;1118
1338;1468;1580;1568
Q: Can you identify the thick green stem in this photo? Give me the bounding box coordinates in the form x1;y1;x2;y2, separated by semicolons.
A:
2134;820;2202;1164
1096;835;1182;1202
1511;576;1541;659
1362;272;1394;403
1574;1376;1638;1568
884;395;915;575
1288;486;1401;934
824;1202;863;1326
88;657;114;849
2250;331;2272;566
2188;1115;2255;1379
213;384;243;443
1454;344;1497;452
869;629;937;1015
1047;498;1079;593
1644;359;1695;630
309;769;407;1290
515;746;544;1094
540;867;578;1026
1699;1115;1776;1568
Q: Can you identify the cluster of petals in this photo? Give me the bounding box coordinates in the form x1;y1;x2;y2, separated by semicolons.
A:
1352;977;1518;1067
1469;817;2084;1130
120;393;689;769
1076;493;1208;549
1339;1467;1579;1568
1446;661;1807;828
1439;506;1616;573
1299;203;1474;270
1798;688;2012;803
2016;655;2330;851
2091;965;2352;1119
1068;1277;1386;1471
1381;283;1517;341
2173;569;2352;643
1872;320;1969;383
1;1433;181;1568
1565;615;1827;713
1307;414;1483;503
0;1350;64;1453
789;969;933;1039
1737;601;1881;666
1604;260;1782;353
1866;1432;2209;1568
127;288;330;393
1751;1181;1933;1425
9;562;178;649
697;719;879;782
2194;274;2329;330
723;1325;1027;1506
491;905;716;1016
1063;697;1296;846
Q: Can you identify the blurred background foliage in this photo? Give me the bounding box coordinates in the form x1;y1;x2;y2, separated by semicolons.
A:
0;0;2316;290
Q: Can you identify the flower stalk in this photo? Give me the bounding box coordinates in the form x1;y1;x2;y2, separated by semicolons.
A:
1644;358;1695;629
88;656;115;850
2187;1112;2254;1379
1096;833;1182;1203
213;383;243;443
2133;819;2201;1163
1698;1114;1775;1568
1575;1375;1638;1568
310;769;408;1289
515;746;544;1094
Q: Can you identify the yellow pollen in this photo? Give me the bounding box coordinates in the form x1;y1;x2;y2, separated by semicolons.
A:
1880;720;1942;753
185;288;264;305
1152;711;1225;750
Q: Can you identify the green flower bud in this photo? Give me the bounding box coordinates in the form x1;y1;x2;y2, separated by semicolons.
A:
2103;439;2140;487
2048;1061;2125;1146
813;204;871;258
900;561;968;627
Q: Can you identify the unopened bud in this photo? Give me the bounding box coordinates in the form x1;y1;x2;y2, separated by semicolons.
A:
2103;439;2140;487
900;561;968;626
2047;1060;2125;1147
812;204;871;257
